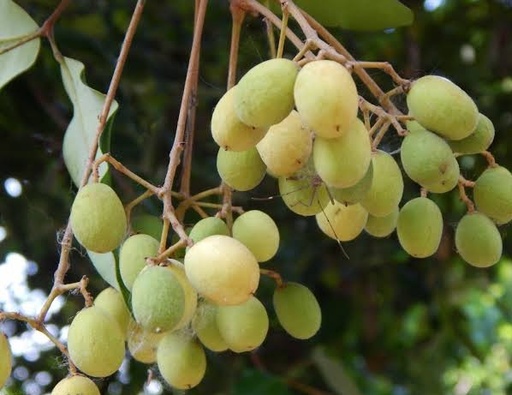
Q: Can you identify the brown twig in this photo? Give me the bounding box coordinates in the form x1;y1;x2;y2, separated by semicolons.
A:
458;176;475;213
260;269;284;288
228;2;246;89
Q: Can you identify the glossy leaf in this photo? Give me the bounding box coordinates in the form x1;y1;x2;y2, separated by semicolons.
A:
61;57;118;186
296;0;413;31
0;0;41;90
87;251;120;291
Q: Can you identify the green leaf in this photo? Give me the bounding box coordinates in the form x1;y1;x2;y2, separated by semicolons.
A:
87;251;120;291
60;57;118;187
296;0;413;31
0;0;41;90
233;369;291;395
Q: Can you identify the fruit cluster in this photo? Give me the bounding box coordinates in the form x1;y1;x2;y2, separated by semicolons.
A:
213;57;511;268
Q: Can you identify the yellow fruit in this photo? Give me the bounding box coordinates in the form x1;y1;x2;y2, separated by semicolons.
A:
192;301;229;352
316;201;368;241
365;206;399;238
407;75;478;140
0;332;12;388
70;183;127;253
51;375;100;395
93;287;130;337
235;58;298;128
184;235;260;305
294;60;358;139
127;320;166;364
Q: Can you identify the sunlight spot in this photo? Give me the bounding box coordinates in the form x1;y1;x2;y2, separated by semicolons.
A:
4;178;22;198
424;0;445;11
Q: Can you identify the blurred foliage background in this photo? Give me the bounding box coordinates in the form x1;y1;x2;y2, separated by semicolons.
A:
1;0;512;394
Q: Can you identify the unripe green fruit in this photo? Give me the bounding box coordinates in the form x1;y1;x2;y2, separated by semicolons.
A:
397;197;443;258
192;301;228;352
448;113;495;154
400;129;459;193
273;282;321;340
130;214;163;241
216;295;269;353
313;119;372;188
365;206;399;238
232;210;280;263
407;75;478;140
167;260;198;330
256;110;312;177
188;217;229;245
157;332;207;390
51;375;100;395
119;233;160;290
0;332;12;388
455;212;502;268
216;147;266;191
361;151;404;217
127;320;166;364
67;306;125;377
294;60;358;139
70;183;127;253
278;173;330;216
184;235;260;305
473;166;512;225
331;161;373;205
131;265;185;332
94;287;130;337
211;86;267;151
316;201;368;241
235;58;298;128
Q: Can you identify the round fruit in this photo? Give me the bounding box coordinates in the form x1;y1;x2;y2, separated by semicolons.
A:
119;233;160;290
70;182;127;253
365;206;399;238
216;147;266;191
0;332;12;388
455;212;502;268
157;332;206;390
278;173;330;217
166;260;198;329
130;214;163;241
211;86;267;151
192;301;229;352
184;235;260;305
273;282;321;340
127;320;167;364
360;151;404;217
407;75;478;140
93;287;130;336
51;375;100;395
316;201;368;241
216;295;269;353
331;162;373;205
473;166;512;225
256;110;312;177
294;60;358;139
448;113;495;154
67;306;125;377
396;197;443;258
131;265;185;332
313;118;372;188
235;58;298;128
232;210;280;263
188;217;229;245
400;128;460;193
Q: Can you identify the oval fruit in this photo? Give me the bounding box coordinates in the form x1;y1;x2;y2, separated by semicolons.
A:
127;320;167;364
448;113;495;154
473;166;512;225
396;197;443;258
0;332;12;388
278;172;330;217
93;287;130;336
51;375;100;395
365;206;399;238
119;233;160;290
192;301;228;352
316;201;368;242
331;162;373;205
70;183;127;253
188;217;229;245
216;147;266;191
166;260;198;330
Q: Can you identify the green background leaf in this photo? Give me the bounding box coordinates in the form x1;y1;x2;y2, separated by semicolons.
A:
296;0;413;31
0;0;41;90
87;250;120;291
61;57;118;187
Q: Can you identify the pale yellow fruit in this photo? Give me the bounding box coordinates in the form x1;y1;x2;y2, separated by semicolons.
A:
455;212;502;268
51;375;100;395
192;301;228;352
119;233;160;290
365;206;399;238
167;259;198;330
216;147;266;191
131;265;185;332
93;287;130;336
278;173;330;217
216;296;269;353
232;210;280;263
127;320;166;364
360;151;404;217
70;183;127;253
211;86;267;151
294;60;358;139
67;306;125;377
448;113;495;154
157;332;207;390
313;119;372;188
316;201;368;241
184;235;260;305
235;58;298;128
0;332;12;388
331;162;373;205
473;166;512;225
407;75;478;140
256;110;312;177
